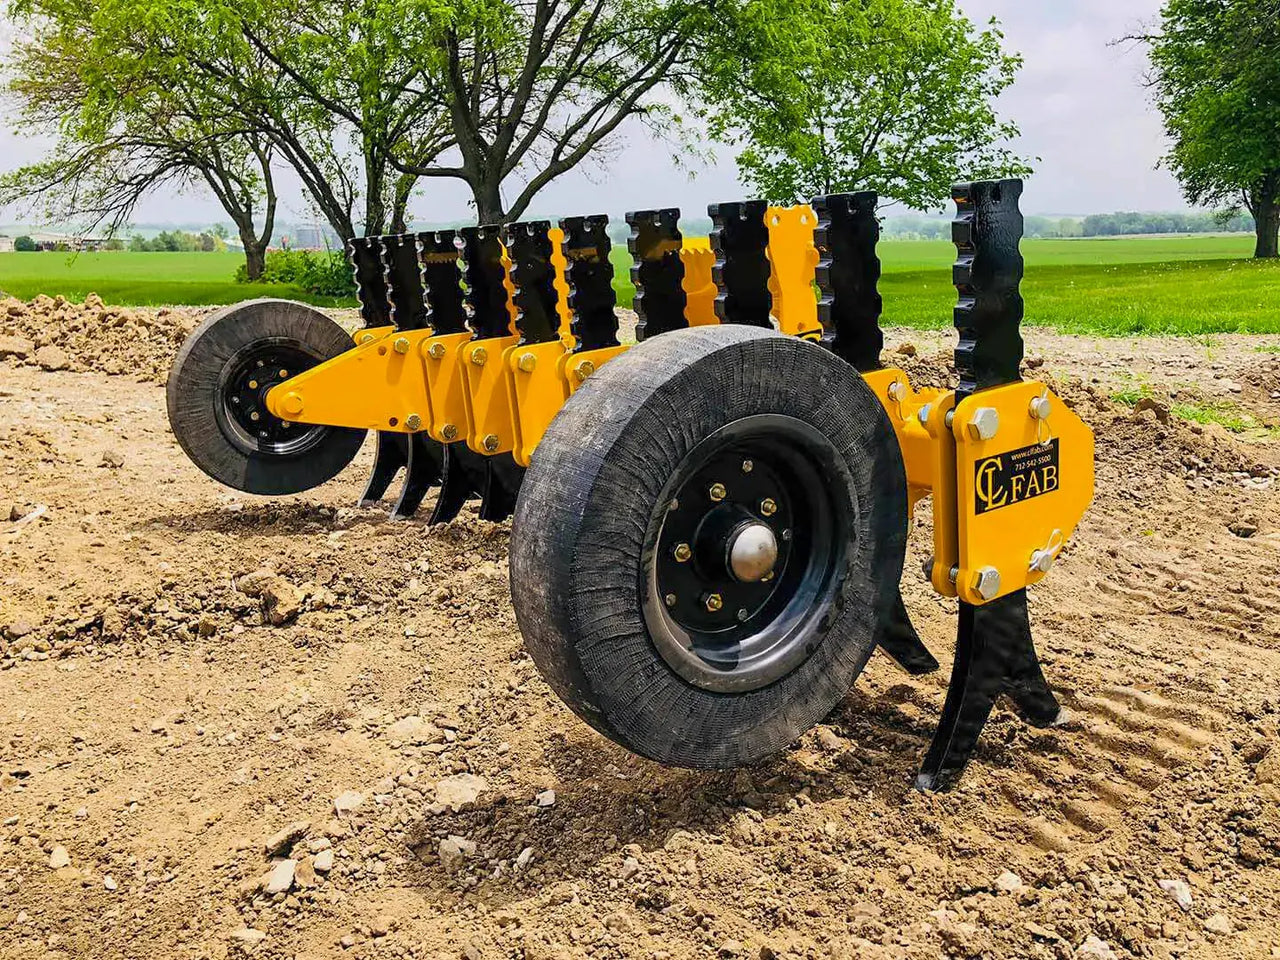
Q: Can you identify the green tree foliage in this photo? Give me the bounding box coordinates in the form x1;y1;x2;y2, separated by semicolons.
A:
236;249;356;298
3;0;281;278
14;236;38;252
697;0;1030;206
127;230;224;252
1140;0;1280;258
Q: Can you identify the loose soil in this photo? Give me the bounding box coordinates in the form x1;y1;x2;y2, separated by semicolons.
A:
2;297;1279;960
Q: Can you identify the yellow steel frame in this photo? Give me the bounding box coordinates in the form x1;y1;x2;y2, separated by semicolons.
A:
268;210;1094;606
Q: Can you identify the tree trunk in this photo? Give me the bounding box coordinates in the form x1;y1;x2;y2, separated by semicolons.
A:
242;240;267;281
1256;198;1279;259
474;181;506;225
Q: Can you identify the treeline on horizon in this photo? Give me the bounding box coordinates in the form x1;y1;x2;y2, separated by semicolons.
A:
880;210;1257;240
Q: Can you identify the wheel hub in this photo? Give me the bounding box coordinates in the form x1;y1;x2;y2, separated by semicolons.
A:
216;339;330;456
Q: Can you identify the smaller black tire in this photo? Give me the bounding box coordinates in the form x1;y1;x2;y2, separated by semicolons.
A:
510;325;909;769
166;299;366;495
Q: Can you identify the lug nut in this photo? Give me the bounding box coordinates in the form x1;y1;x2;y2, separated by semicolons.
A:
737;608;749;622
393;337;410;354
1029;395;1052;420
574;360;596;382
427;342;446;360
704;593;724;613
708;482;727;502
967;407;1000;441
405;413;422;431
441;424;459;441
673;543;692;563
759;498;777;517
517;352;537;373
664;593;677;608
482;434;500;452
471;347;488;366
974;566;1002;600
248;379;259;390
250;411;260;421
741;459;754;473
278;369;288;378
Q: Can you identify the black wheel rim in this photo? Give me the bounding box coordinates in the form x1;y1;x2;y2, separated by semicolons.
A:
641;414;855;693
214;337;332;457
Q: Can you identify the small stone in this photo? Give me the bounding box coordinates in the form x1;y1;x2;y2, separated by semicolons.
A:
1133;397;1170;422
434;774;489;811
100;607;125;639
264;821;311;857
1159;878;1193;911
370;917;392;938
386;715;442;745
98;449;124;469
815;726;844;751
1203;913;1232;935
231;928;266;946
718;939;743;957
535;789;556;808
1255;749;1280;784
313;849;335;873
1229;520;1259;539
4;620;34;640
103;875;118;891
1077;935;1118;959
514;847;534;870
438;835;476;871
897;864;913;881
619;856;640;880
293;857;318;888
895;342;917;357
260;578;303;625
35;345;70;371
48;845;70;869
995;870;1024;893
333;790;364;815
263;859;296;894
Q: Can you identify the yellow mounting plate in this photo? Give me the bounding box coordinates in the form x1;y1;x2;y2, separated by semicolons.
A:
680;241;719;327
562;345;628;397
861;368;942;508
765;205;821;339
266;330;433;433
952;382;1095;605
353;325;395;346
510;341;571;467
422;332;474;444
460;335;521;455
926;391;960;597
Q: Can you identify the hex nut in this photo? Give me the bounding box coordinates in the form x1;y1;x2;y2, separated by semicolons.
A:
471;347;488;366
759;498;777;517
704;593;724;613
393;337;411;354
574;360;596;382
967;407;1000;441
974;566;1002;601
517;352;537;373
441;424;459;441
709;483;727;502
673;543;692;563
482;434;500;452
427;342;446;360
405;413;422;431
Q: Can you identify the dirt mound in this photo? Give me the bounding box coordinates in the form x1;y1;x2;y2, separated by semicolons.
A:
0;293;204;383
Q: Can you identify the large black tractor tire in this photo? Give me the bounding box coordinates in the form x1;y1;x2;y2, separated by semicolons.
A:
166;299;366;495
509;325;909;769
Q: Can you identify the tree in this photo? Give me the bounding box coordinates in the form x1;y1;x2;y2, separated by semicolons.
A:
1137;0;1280;258
2;2;281;278
14;236;37;252
697;0;1030;207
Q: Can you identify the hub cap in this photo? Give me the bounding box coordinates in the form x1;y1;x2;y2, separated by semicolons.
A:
215;338;331;457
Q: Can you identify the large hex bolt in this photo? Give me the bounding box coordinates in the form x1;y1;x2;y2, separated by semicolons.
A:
967;407;1000;441
441;424;459;441
393;337;411;355
427;342;446;360
517;352;537;373
405;413;422;431
471;347;489;366
974;566;1002;601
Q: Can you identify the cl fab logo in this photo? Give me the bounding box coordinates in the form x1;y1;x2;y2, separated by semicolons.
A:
975;439;1060;514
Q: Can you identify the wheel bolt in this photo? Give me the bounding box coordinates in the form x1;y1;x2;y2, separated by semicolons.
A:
248;379;259;389
760;498;777;517
737;608;749;622
709;482;727;502
704;593;723;613
664;593;677;608
781;528;792;541
278;369;288;378
250;411;260;421
673;543;692;563
741;460;754;473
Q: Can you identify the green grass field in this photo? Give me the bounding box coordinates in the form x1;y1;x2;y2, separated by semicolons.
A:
1;234;1276;335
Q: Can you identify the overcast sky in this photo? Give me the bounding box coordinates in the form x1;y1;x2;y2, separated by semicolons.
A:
0;0;1176;227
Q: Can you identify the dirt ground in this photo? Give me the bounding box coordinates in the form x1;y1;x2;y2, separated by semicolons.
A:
2;295;1279;960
